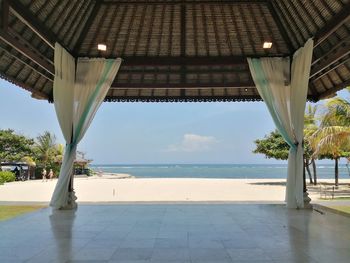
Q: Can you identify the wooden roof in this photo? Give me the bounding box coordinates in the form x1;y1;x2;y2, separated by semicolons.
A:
0;0;349;102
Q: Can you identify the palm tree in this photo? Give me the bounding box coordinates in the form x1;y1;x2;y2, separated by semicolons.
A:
53;143;64;164
322;90;350;127
21;156;36;167
304;104;318;185
311;127;350;186
304;104;318;127
21;156;36;180
35;131;57;168
311;88;350;186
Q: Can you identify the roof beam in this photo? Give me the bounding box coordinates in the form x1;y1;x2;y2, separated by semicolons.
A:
1;0;9;30
0;29;54;75
312;36;350;65
310;39;350;79
118;68;248;74
109;56;252;66
311;56;350;83
316;79;350;100
8;28;53;65
180;3;186;57
83;54;289;66
314;2;350;48
7;0;56;49
258;3;283;54
0;45;53;82
308;81;318;97
180;2;186;87
267;1;294;53
111;82;255;89
73;1;101;55
103;0;268;4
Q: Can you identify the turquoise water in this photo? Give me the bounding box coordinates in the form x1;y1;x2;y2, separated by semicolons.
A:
90;164;350;179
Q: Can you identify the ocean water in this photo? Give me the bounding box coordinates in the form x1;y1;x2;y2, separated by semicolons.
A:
90;164;350;179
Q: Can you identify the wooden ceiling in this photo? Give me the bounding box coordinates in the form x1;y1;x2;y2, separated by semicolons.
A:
0;0;349;102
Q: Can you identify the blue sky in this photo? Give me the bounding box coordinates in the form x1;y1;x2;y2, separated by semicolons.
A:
0;79;343;164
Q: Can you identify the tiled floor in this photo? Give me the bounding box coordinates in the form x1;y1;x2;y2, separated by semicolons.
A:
0;204;349;263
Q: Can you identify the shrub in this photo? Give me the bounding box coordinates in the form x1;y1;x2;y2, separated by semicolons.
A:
0;171;16;184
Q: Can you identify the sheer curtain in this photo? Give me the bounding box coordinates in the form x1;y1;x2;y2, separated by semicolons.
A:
50;43;122;209
248;39;313;208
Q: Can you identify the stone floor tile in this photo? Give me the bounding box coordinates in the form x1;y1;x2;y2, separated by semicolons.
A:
110;248;153;261
189;248;231;262
151;248;190;261
222;238;258;249
190;259;233;263
119;238;156;248
0;204;349;263
226;248;272;261
154;238;188;248
188;238;224;248
70;247;117;261
108;260;150;263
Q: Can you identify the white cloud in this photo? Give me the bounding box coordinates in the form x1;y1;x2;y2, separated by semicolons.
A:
166;133;218;152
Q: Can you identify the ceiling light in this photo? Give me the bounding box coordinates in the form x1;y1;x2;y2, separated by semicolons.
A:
97;44;107;51
244;88;248;92
263;42;272;49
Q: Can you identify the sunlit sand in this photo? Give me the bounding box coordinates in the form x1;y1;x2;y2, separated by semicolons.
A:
1;175;348;203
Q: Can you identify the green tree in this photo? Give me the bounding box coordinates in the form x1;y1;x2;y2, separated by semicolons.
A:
253;130;289;160
254;95;350;187
311;88;350;186
34;131;57;168
53;143;64;164
253;104;319;185
304;104;319;185
253;129;317;184
21;156;36;167
311;127;350;186
322;89;350;127
0;129;35;162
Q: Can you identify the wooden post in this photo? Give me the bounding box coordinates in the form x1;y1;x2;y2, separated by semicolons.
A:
1;0;9;30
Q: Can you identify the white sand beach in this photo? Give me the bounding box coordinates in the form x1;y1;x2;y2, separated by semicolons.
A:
1;175;349;203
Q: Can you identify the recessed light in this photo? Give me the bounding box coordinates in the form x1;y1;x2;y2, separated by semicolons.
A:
244;88;248;92
263;42;272;49
97;44;107;51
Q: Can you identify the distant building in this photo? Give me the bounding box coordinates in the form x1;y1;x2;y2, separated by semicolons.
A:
0;162;36;180
74;151;92;176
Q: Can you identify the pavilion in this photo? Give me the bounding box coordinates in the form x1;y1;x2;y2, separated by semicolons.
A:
0;0;350;211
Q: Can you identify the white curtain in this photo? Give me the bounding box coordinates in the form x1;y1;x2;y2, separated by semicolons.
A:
50;43;122;209
287;39;314;208
248;39;313;208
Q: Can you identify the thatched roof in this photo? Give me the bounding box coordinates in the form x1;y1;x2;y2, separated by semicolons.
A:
0;0;349;102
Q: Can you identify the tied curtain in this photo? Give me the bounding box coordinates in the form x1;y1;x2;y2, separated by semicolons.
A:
248;39;313;208
50;43;121;209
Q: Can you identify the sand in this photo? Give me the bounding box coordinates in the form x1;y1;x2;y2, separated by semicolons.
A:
1;176;349;204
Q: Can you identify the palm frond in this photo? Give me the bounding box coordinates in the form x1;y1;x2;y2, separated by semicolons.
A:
322;97;350;127
311;126;350;157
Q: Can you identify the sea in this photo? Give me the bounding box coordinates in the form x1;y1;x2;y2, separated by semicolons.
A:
90;164;350;179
